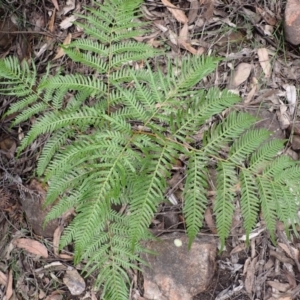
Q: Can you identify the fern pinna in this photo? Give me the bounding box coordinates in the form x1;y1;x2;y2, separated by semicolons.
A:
1;0;300;298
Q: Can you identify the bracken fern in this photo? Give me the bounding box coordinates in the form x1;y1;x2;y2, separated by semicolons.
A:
1;0;300;298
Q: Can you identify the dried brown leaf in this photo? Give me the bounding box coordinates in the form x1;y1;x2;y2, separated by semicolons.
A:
0;271;7;286
53;225;64;256
200;0;214;21
256;6;277;26
229;63;252;88
179;22;189;42
161;0;188;24
278;242;299;260
6;269;13;300
48;9;56;34
245;257;258;295
59;253;73;260
277;104;290;130
230;243;246;255
59;15;76;30
267;281;290;292
257;48;271;78
14;238;48;258
284;269;297;289
188;0;199;24
51;0;59;11
61;0;75;15
53;33;72;60
204;207;217;234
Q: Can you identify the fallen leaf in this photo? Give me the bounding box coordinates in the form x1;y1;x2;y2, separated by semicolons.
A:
59;253;73;260
168;29;178;45
204;207;217;234
53;225;64;255
53;33;72;60
179;40;197;54
245;77;258;104
6;269;13;300
256;6;277;26
230;243;246;255
51;0;59;11
45;291;64;300
0;271;7;286
188;0;199;24
0;137;16;159
48;9;56;34
278;242;299;260
161;0;188;24
61;0;75;15
14;238;48;258
229;63;252;88
257;48;271;78
179;22;189;42
277;104;290;129
284;269;297;289
267;281;290;292
200;0;214;21
59;15;77;30
285;85;297;115
177;22;198;54
245;256;258;295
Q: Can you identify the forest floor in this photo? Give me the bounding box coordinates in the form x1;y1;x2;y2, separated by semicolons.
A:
1;0;300;299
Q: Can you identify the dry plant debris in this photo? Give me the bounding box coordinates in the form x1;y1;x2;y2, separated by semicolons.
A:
1;0;300;299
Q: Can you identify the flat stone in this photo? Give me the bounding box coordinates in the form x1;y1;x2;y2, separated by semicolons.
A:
142;233;217;300
284;0;300;45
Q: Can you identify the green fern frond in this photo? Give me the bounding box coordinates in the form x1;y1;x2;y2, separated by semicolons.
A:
214;161;237;248
249;139;285;172
203;112;256;155
229;129;271;164
183;152;208;247
256;176;277;242
2;0;300;298
239;169;259;243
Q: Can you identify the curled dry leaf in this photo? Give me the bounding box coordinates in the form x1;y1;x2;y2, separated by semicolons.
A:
59;15;77;30
53;33;72;60
257;48;271;78
256;6;277;26
48;9;56;34
277;104;290;129
230;243;246;255
0;271;7;286
245;257;258;295
278;242;299;260
285;85;297;115
53;225;64;256
200;0;214;21
14;238;48;258
229;63;252;88
188;0;199;24
178;23;198;54
204;207;217;234
61;0;76;15
161;0;188;24
267;281;290;292
51;0;59;11
6;269;13;300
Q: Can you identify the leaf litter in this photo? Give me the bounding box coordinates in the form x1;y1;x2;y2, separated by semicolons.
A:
1;0;300;299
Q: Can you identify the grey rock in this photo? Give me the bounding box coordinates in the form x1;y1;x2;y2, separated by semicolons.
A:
284;0;300;45
142;233;217;300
